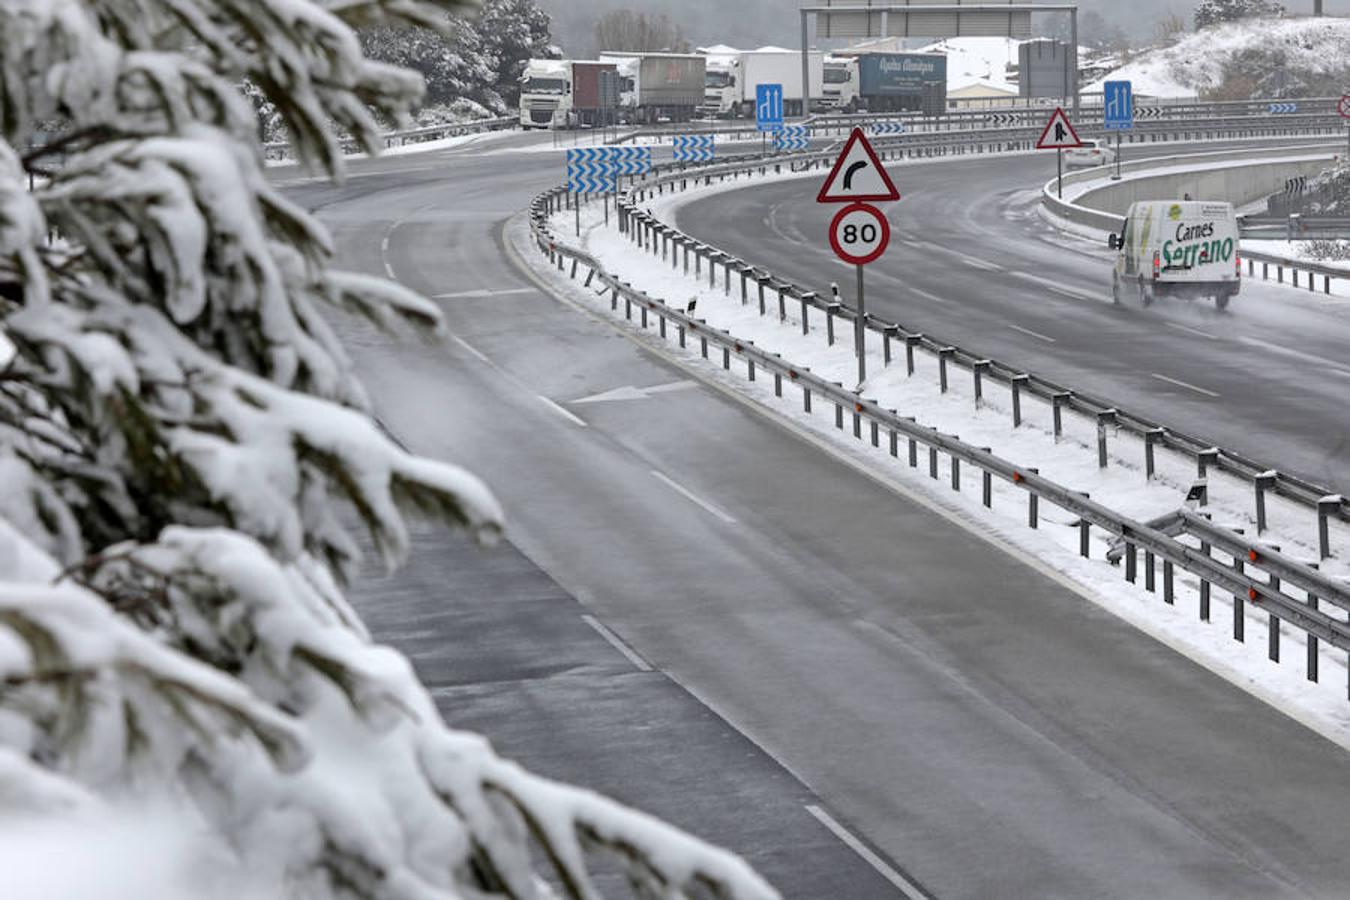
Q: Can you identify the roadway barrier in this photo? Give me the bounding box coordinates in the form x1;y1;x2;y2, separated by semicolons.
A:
262;115;517;161
526;171;1350;699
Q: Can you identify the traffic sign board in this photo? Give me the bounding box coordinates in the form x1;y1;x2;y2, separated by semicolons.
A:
756;83;784;133
1103;81;1133;130
817;128;900;204
1338;95;1350;118
828;203;890;266
1036;108;1083;150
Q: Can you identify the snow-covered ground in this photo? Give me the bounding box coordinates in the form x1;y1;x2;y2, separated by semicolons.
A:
515;170;1350;748
1086;16;1350;98
1247;239;1350;272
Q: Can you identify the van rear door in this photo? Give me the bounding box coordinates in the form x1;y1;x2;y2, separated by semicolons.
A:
1159;202;1238;284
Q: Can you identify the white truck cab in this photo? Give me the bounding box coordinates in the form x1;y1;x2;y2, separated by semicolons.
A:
519;60;571;129
1109;200;1241;309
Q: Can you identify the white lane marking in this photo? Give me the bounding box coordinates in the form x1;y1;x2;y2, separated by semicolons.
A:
451;335;491;364
581;614;653;671
651;470;737;524
1236;335;1350;377
917;241;1001;272
1165;322;1218;341
1007;323;1057;343
434;287;535;299
908;287;949;305
537;395;588;427
1010;271;1097;301
804;805;928;899
380;233;396;279
1150;372;1220;398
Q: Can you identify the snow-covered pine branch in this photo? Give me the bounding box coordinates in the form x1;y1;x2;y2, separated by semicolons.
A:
0;0;780;896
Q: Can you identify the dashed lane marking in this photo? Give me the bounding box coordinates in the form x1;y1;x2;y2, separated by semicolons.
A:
1165;322;1218;341
651;470;737;524
581;615;652;671
1007;323;1057;343
1150;372;1220;398
804;805;932;899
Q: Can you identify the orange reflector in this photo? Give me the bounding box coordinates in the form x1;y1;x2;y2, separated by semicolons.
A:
1248;549;1258;562
854;403;863;413
1013;472;1023;483
789;370;798;379
735;343;742;352
1248;588;1259;602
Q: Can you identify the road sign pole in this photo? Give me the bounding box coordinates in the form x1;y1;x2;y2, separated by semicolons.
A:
575;200;580;237
1057;148;1063;199
1114;132;1122;181
855;263;867;386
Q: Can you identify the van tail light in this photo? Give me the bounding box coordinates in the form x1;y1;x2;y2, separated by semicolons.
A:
1236;254;1242;278
1152;251;1161;280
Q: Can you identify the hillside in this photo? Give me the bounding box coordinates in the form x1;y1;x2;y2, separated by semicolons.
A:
1086;16;1350;99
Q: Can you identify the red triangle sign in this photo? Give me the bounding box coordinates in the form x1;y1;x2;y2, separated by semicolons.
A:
817;128;901;204
1036;107;1083;150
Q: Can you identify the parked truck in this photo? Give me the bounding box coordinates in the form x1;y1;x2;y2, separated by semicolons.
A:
821;56;859;111
852;52;947;115
599;52;706;124
518;59;620;129
701;48;825;118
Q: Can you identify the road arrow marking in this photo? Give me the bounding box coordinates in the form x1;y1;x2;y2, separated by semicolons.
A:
571;380;698;404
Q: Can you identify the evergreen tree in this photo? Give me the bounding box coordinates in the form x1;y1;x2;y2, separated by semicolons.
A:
1194;0;1286;30
0;0;776;896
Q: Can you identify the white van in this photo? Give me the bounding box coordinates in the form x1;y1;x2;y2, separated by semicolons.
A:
1108;201;1241;309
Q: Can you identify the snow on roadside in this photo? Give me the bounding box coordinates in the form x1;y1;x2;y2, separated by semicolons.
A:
1247;239;1350;272
513;177;1350;747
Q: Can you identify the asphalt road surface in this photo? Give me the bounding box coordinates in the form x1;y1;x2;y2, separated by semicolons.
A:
278;131;1350;898
676;139;1350;490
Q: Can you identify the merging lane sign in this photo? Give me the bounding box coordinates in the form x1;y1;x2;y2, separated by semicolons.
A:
817;128;901;203
1036;107;1082;200
817;128;899;387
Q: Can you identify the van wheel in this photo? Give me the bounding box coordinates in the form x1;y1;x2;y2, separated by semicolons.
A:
1215;293;1230;311
1112;273;1122;305
1138;279;1154;307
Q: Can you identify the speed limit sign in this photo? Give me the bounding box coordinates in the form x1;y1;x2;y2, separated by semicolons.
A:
829;203;890;265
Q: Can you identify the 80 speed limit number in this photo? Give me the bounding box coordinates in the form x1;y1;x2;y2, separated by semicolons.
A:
828;202;891;266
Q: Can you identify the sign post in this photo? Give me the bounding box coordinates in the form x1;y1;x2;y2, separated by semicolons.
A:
757;83;784;155
1035;107;1083;199
1103;80;1133;181
817;128;901;387
1339;94;1350;156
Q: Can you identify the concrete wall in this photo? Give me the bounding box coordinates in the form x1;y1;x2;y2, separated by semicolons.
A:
1077;158;1333;216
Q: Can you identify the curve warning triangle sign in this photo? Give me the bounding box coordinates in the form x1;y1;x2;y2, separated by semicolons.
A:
817;128;901;204
1036;108;1083;150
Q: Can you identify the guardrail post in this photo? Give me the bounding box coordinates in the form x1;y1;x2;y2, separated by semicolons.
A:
1254;470;1277;533
1052;391;1070;442
1144;428;1164;480
826;303;840;345
908;420;919;467
683;243;690;275
1011;374;1028;427
1199;540;1211;621
938;347;954;393
722;346;730;369
1307;562;1319;683
1163;559;1174;604
678;323;686;348
883;326;899;366
1124;541;1137;583
748;358;755;381
694;248;701;278
804;387;812;413
1144;550;1155;592
640;305;648;328
853;406;862;438
980;450;993;508
1262;547;1281;662
973;360;990;408
929;443;939;479
1197;447;1219;479
777;285;787;321
1096;409;1117;469
1027;468;1039;528
905;334;921;376
1317;495;1340;559
800;292;814;335
700;335;708;358
724;261;731;295
889;428;898;457
835;403;844;430
757;276;767;313
1079;507;1091;557
951;453;960;492
1233;549;1245;643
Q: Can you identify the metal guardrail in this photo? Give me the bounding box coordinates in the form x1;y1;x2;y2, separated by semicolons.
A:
262;115;517;160
1239;215;1350;240
525;171;1350;695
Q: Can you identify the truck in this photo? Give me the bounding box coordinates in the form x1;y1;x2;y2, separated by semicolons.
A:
701;49;825;118
518;59;620;130
853;52;947;115
822;56;859;111
598;52;706;125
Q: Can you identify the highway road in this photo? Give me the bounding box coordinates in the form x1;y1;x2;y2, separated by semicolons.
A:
278;131;1350;898
676;140;1350;491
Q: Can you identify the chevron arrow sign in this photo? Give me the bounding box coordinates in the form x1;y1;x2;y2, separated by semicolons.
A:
1268;102;1298;114
567;174;616;193
772;125;809;151
868;121;906;135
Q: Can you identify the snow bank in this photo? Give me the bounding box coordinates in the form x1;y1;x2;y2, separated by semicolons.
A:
1087;17;1350;98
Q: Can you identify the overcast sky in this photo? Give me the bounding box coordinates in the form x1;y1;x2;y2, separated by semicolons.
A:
538;0;1347;56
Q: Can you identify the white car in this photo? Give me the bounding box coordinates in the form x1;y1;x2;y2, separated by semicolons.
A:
1064;139;1116;168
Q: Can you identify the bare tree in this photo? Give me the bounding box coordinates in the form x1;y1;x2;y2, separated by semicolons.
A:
1154;12;1187;44
594;10;689;52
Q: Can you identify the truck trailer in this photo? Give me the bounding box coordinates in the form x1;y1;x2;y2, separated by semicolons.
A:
852;52;947;115
703;49;825;118
599;52;706;125
518;59;620;129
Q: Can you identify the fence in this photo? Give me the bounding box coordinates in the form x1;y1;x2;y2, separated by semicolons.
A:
263;115;517;161
527;172;1350;698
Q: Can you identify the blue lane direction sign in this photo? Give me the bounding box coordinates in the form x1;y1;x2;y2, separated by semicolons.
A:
673;135;715;162
756;83;784;133
1103;80;1133;130
772;125;809;152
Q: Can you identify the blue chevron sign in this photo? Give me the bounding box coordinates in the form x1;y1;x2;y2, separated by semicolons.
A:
1268;102;1298;114
673;135;716;161
772;125;808;151
565;160;615;178
868;121;906;136
564;147;614;164
567;174;616;193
